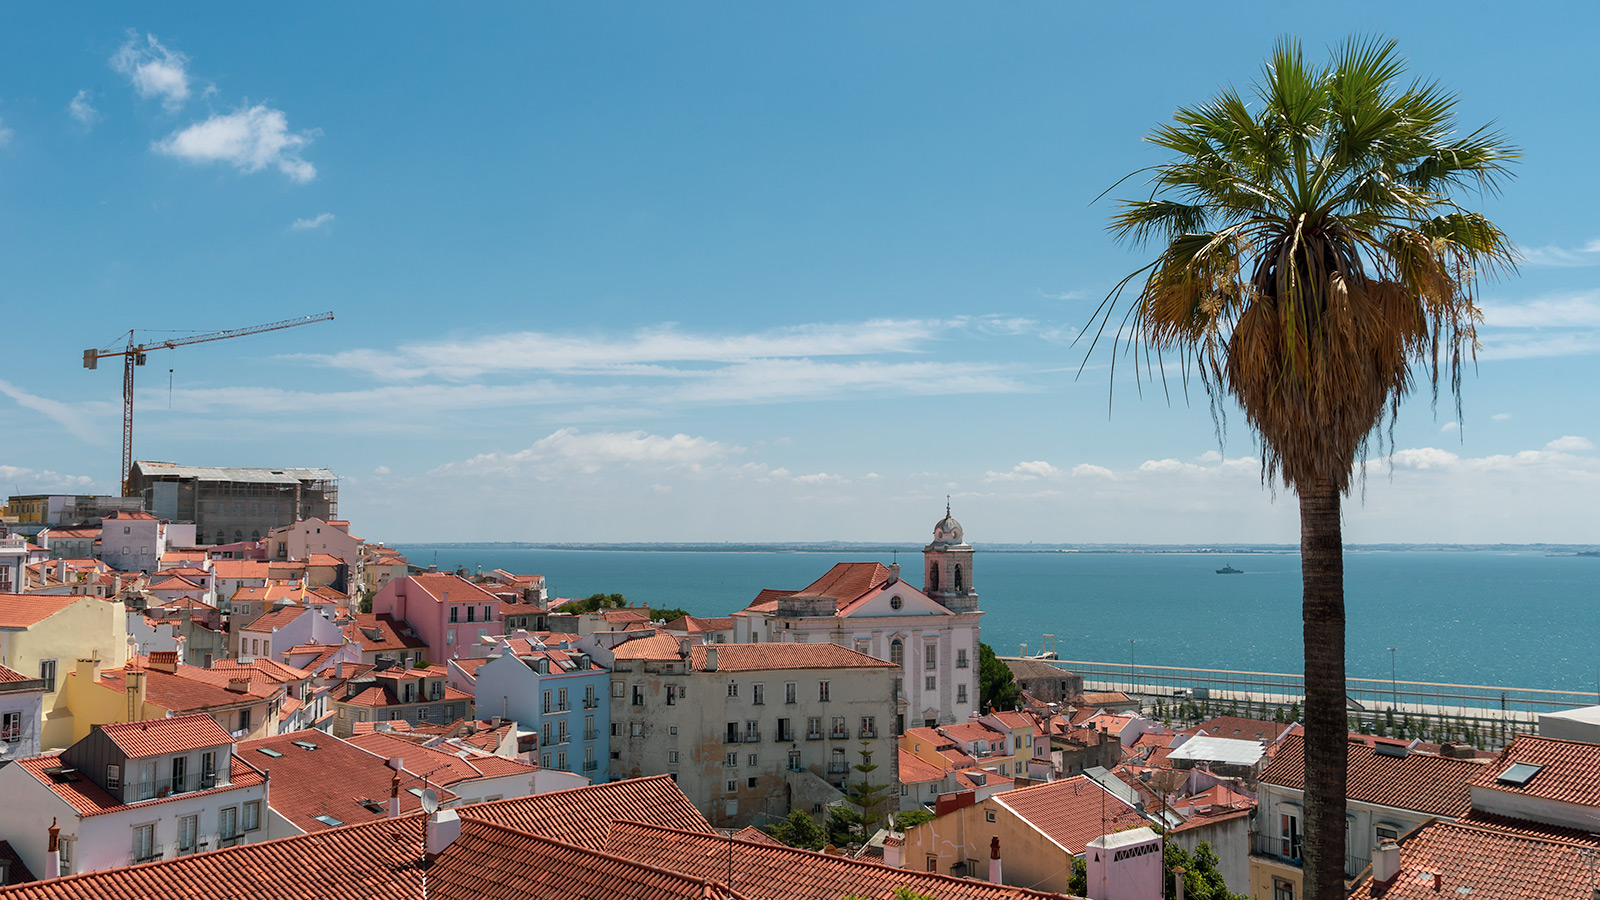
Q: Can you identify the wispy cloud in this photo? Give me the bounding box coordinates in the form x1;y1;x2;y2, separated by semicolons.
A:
0;463;95;493
154;105;317;182
0;119;12;148
0;380;107;443
1477;291;1600;360
68;89;100;127
1518;238;1600;267
110;32;192;111
435;428;735;477
1545;435;1594;452
291;212;335;231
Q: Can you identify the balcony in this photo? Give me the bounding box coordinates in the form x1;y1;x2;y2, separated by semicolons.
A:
582;759;599;773
583;698;600;709
776;729;795;743
806;731;823;741
860;729;878;739
829;729;850;741
584;729;599;741
126;772;221;801
743;731;761;743
1252;833;1302;868
828;762;849;774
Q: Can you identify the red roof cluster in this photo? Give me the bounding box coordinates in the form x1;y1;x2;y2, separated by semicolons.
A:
1469;733;1600;807
687;643;896;672
989;775;1149;855
99;713;234;758
1260;734;1485;818
1349;820;1600;900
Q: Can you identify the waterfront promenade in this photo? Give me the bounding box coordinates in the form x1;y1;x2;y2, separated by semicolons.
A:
1006;656;1599;750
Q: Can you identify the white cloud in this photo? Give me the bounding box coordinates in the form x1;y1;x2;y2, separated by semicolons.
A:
0;464;95;493
1195;450;1222;463
373;465;391;476
1518;239;1600;267
1039;289;1088;301
0;119;12;147
154;105;317;183
1480;293;1600;329
793;472;845;485
291;212;335;231
0;379;107;443
1545;435;1595;452
1071;463;1115;479
1389;447;1460;469
434;428;734;477
1477;291;1600;360
1492;413;1512;421
68;90;100;127
1440;421;1459;433
110;32;192;111
984;460;1063;483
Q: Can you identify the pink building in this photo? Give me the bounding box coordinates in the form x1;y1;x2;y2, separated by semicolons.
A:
370;574;502;663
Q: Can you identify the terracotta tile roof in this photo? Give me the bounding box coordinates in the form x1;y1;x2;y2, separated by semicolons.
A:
661;615;735;633
0;664;38;685
940;722;1004;744
1169;804;1254;834
1456;810;1600;848
0;593;83;628
600;608;651;624
990;775;1150;855
603;820;1065;900
346;613;428;653
954;768;1013;792
243;604;314;633
304;553;344;567
938;748;978;768
903;727;954;750
148;574;205;591
1081;691;1132;706
338;683;472;708
793;562;892;603
986;710;1033;731
99;713;234;757
237;729;455;832
210;559;269;579
16;752;265;818
1348;820;1600;900
346;732;536;786
898;749;947;783
1260;735;1483;817
1468;733;1600;807
98;664;276;712
0;840;35;886
1189;715;1294;743
612;632;684;661
459;775;713;850
209;658;312;684
740;588;797;613
688;643;896;672
410;573;501;605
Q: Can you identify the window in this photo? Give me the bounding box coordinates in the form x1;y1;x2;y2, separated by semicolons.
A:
957;684;968;704
106;764;121;789
178;815;198;854
39;659;57;692
785;682;797;704
727;779;738;792
584;715;595;740
925;676;936;691
747;776;758;789
542;690;553;714
542;753;552;768
777;718;793;741
221;806;240;841
557;750;566;770
611;722;621;737
466;606;475;623
1273;878;1294;900
831;716;847;739
667;685;678;706
558;688;568;711
1376;824;1400;844
818;681;830;702
0;711;18;743
171;756;187;793
727;682;739;698
789;749;803;770
483;605;492;621
986;810;996;823
925;645;936;671
133;823;157;862
860;716;876;737
953;565;964;592
889;640;903;667
668;751;679;764
889;595;903;610
725;752;738;768
542;722;554;747
449;607;459;623
558;721;569;744
418;707;429;722
611;680;625;698
807;717;823;739
830;747;847;774
56;837;71;874
244;801;261;832
238;708;251;733
632;686;644;706
956;649;969;669
1280;812;1302;859
629;722;644;737
747;754;758;767
752;683;765;705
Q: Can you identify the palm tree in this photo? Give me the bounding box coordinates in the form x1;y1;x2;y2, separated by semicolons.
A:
1090;37;1515;900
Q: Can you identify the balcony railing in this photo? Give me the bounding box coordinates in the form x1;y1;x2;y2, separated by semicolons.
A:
583;729;599;741
828;762;849;774
582;759;599;772
776;729;794;742
859;729;878;739
743;731;761;743
126;772;221;801
829;729;849;740
583;698;599;709
1252;833;1302;867
806;731;823;741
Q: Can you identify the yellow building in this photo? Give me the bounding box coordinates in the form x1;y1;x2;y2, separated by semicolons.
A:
61;652;284;744
0;592;130;750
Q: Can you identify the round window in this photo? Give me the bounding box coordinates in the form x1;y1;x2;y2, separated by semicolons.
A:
889;596;903;610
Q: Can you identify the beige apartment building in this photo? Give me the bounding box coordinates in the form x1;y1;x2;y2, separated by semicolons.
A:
607;637;898;828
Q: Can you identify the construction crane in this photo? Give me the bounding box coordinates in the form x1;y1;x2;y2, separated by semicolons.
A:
83;312;335;496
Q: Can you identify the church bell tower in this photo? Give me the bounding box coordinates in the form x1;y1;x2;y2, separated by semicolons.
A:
923;503;977;612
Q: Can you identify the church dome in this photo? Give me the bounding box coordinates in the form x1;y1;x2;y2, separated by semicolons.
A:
931;507;964;545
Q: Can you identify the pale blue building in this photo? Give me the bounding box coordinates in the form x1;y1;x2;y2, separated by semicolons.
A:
473;647;609;781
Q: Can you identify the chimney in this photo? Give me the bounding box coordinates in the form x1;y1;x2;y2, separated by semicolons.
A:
389;770;401;818
45;819;60;879
989;835;1002;883
705;647;718;671
1173;866;1186;900
148;651;178;674
1372;839;1401;885
1433;872;1442;892
424;809;461;859
125;669;147;712
226;677;251;694
885;563;900;585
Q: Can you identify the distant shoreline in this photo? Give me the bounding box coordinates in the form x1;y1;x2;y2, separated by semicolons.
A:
391;541;1599;555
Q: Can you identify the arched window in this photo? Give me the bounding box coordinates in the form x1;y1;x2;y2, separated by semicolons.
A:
250;529;261;542
890;639;904;667
954;565;964;593
234;530;244;543
215;530;226;545
928;565;940;593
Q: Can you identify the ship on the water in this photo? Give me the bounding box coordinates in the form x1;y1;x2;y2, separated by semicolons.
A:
1216;564;1243;574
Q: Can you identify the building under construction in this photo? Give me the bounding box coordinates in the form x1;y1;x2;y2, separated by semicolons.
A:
128;461;338;546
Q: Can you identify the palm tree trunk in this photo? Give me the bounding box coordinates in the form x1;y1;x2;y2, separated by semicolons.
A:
1299;478;1347;900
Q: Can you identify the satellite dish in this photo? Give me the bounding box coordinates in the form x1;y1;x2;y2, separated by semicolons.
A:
420;789;439;814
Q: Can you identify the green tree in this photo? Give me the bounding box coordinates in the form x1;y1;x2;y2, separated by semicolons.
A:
978;642;1021;711
651;607;692;623
1094;36;1515;900
1166;842;1248;900
572;592;627;613
1068;857;1088;897
764;809;825;850
893;809;934;830
845;743;892;835
825;805;862;848
356;588;374;615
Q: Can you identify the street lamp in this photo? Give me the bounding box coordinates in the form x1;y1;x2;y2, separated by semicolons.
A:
1387;647;1398;711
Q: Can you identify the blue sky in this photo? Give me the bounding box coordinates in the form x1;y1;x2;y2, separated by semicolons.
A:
2;3;1596;543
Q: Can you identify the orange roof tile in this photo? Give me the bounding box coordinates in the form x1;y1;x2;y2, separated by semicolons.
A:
990;775;1149;855
242;604;311;632
0;664;40;685
793;562;892;602
99;664;276;712
459;775;713;850
897;749;947;783
346;613;428;653
1261;734;1484;817
1188;715;1294;743
1348;820;1599;900
0;840;35;886
1468;733;1600;808
237;730;455;832
687;643;896;672
345;731;536;785
612;632;683;661
603;820;1064;900
210;559;269;579
740;588;797;614
0;593;84;628
99;713;234;757
304;553;344;567
409;573;500;605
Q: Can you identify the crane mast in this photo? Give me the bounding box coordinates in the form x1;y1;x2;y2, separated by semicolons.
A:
83;312;334;496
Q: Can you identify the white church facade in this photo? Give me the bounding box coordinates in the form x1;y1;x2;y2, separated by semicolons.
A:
732;508;983;732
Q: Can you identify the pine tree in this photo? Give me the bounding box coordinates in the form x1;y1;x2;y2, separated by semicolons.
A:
845;743;892;837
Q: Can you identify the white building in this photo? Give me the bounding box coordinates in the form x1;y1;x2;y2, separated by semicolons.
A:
608;637;898;828
0;663;47;764
0;714;269;877
733;508;983;732
98;512;167;575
